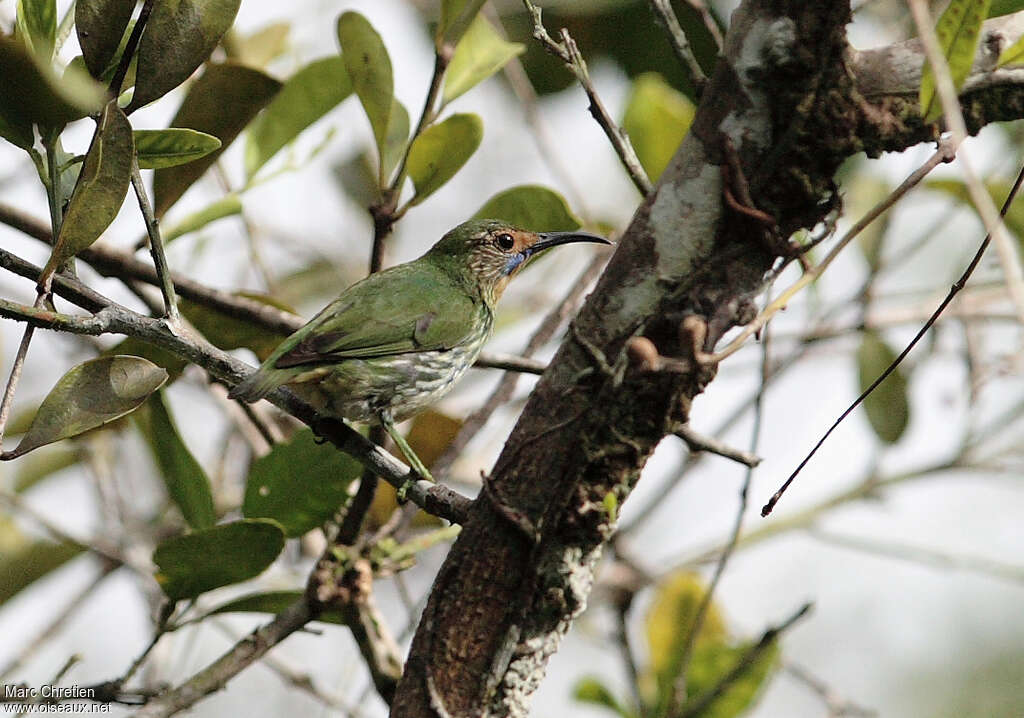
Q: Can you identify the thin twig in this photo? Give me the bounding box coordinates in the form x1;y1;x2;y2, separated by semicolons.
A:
648;0;708;91
784;662;877;717
670;316;770;712
522;0;652;195
761;163;1024;517
109;0;156;100
674;425;761;468
130;157;180;322
907;0;1024;330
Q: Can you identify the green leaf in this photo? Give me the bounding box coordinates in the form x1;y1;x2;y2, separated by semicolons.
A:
179;292;292;359
17;0;57;59
989;0;1024;17
41;100;133;280
162;194;242;242
0;111;34;150
7;356;167;459
152;519;285;601
129;0;243;111
442;14;524;105
0;523;83;605
380;98;410;182
622;73;694;183
243;428;360;537
572;677;633;717
337;11;394;167
206;590;346;624
13;445;80;492
75;0;134;78
919;0;992;123
135;391;216;529
857;331;910;444
244;56;353;179
0;34;106;132
406;113;482;204
153;63;281;217
926;178;1024;241
437;0;486;48
134;128;222;169
473;185;582;231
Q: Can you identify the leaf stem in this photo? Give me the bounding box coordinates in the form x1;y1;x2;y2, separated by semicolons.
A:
130;157;180;322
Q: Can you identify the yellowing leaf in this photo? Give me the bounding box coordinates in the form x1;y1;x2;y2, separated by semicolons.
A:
919;0;992;123
442;15;524;105
622;73;694;183
437;0;486;48
407;113;483;204
997;33;1024;67
6;356;167;459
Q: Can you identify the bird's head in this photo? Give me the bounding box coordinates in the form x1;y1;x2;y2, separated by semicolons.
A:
426;219;610;304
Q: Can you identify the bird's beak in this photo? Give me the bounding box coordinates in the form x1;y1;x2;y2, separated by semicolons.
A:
526;230;612;257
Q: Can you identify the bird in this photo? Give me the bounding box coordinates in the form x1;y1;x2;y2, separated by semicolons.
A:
229;218;610;479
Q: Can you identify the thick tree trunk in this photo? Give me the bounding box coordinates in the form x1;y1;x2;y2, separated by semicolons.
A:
390;3;1024;716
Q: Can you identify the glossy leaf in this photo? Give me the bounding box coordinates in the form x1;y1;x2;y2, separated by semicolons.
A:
0;526;82;605
857;331;910;444
407;113;482;204
224;21;290;68
129;0;243;112
135;391;216;529
75;0;134;78
153;63;281;216
206;590;345;624
623;73;694;183
380;99;410;181
442;14;524;105
919;0;991;123
162;194;242;242
0;34;106;132
244;56;353;178
473;184;582;231
179;292;292;359
337;11;394;164
42;100;133;280
243;428;360;536
6;356;167;459
134;128;222;169
152;519;285;601
17;0;57;59
437;0;486;48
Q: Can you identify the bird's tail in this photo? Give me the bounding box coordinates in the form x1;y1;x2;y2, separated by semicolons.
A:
228;368;283;403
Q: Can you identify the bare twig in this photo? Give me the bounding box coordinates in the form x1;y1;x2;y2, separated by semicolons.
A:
130;158;180;322
762;162;1024;517
109;0;155;100
674;424;762;468
648;0;708;90
785;662;877;717
522;0;652;195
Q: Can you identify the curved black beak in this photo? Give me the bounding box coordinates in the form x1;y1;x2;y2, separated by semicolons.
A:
527;230;611;257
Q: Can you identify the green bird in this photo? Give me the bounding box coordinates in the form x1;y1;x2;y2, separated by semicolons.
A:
229;218;609;479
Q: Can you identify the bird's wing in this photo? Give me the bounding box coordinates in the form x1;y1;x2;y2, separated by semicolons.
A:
273;263;485;369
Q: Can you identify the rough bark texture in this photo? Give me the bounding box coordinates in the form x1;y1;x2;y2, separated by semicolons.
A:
390;3;1024;717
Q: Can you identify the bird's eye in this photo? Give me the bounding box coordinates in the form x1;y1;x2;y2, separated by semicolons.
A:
496;233;515;251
